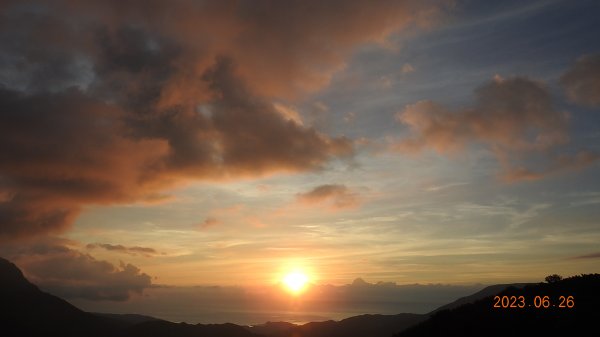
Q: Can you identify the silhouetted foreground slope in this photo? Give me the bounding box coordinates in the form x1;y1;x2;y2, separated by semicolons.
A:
396;274;600;337
430;283;529;314
0;257;267;337
124;321;261;337
93;312;162;325
0;257;124;337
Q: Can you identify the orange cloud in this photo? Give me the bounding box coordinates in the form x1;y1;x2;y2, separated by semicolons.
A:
393;76;598;181
198;217;221;230
561;53;600;107
0;0;450;240
0;90;171;240
395;77;569;154
500;150;600;183
20;0;450;100
296;184;361;210
86;243;162;257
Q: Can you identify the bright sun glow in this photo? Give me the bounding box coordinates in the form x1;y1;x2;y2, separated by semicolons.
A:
282;271;309;294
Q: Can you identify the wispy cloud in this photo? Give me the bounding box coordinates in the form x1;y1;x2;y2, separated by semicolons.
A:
571;252;600;260
86;243;162;257
198;217;221;230
296;184;362;211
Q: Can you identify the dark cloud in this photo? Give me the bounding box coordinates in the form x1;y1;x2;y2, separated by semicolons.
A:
86;243;161;257
3;240;152;301
394;76;597;181
1;0;454;240
571;252;600;260
198;217;220;230
561;54;600;107
500;150;600;182
296;184;360;210
0;4;94;93
395;76;568;153
0;88;171;240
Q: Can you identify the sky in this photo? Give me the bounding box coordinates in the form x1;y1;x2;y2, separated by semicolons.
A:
1;0;600;325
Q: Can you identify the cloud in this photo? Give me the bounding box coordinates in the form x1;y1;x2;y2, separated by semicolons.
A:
571;252;600;260
195;58;354;175
2;0;459;239
0;89;171;240
560;54;600;107
393;76;597;181
0;0;451;240
86;243;161;257
198;217;221;230
272;103;304;126
0;0;448;99
500;150;600;182
401;63;415;74
3;240;152;301
395;76;569;153
296;184;361;210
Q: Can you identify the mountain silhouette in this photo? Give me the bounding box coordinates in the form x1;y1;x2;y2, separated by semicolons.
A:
2;256;598;337
0;257;124;337
396;274;600;337
429;283;529;314
0;257;268;337
247;313;426;337
123;320;261;337
92;312;162;325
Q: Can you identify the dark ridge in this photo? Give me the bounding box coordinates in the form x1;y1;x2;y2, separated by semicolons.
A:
0;257;125;337
92;312;162;325
247;313;426;337
429;283;530;314
395;274;600;337
122;320;263;337
0;256;266;337
0;257;38;292
246;321;298;336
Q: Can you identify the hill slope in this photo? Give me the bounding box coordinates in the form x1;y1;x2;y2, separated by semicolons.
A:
0;257;124;337
123;320;262;337
248;313;426;337
396;274;600;337
430;283;529;313
0;257;266;337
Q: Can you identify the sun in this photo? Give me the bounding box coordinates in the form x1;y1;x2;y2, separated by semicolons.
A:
282;271;309;294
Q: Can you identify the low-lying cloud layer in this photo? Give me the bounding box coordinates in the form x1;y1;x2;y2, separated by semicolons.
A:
70;278;484;324
2;239;152;301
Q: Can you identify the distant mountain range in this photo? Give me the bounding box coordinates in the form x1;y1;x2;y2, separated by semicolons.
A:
1;257;598;337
